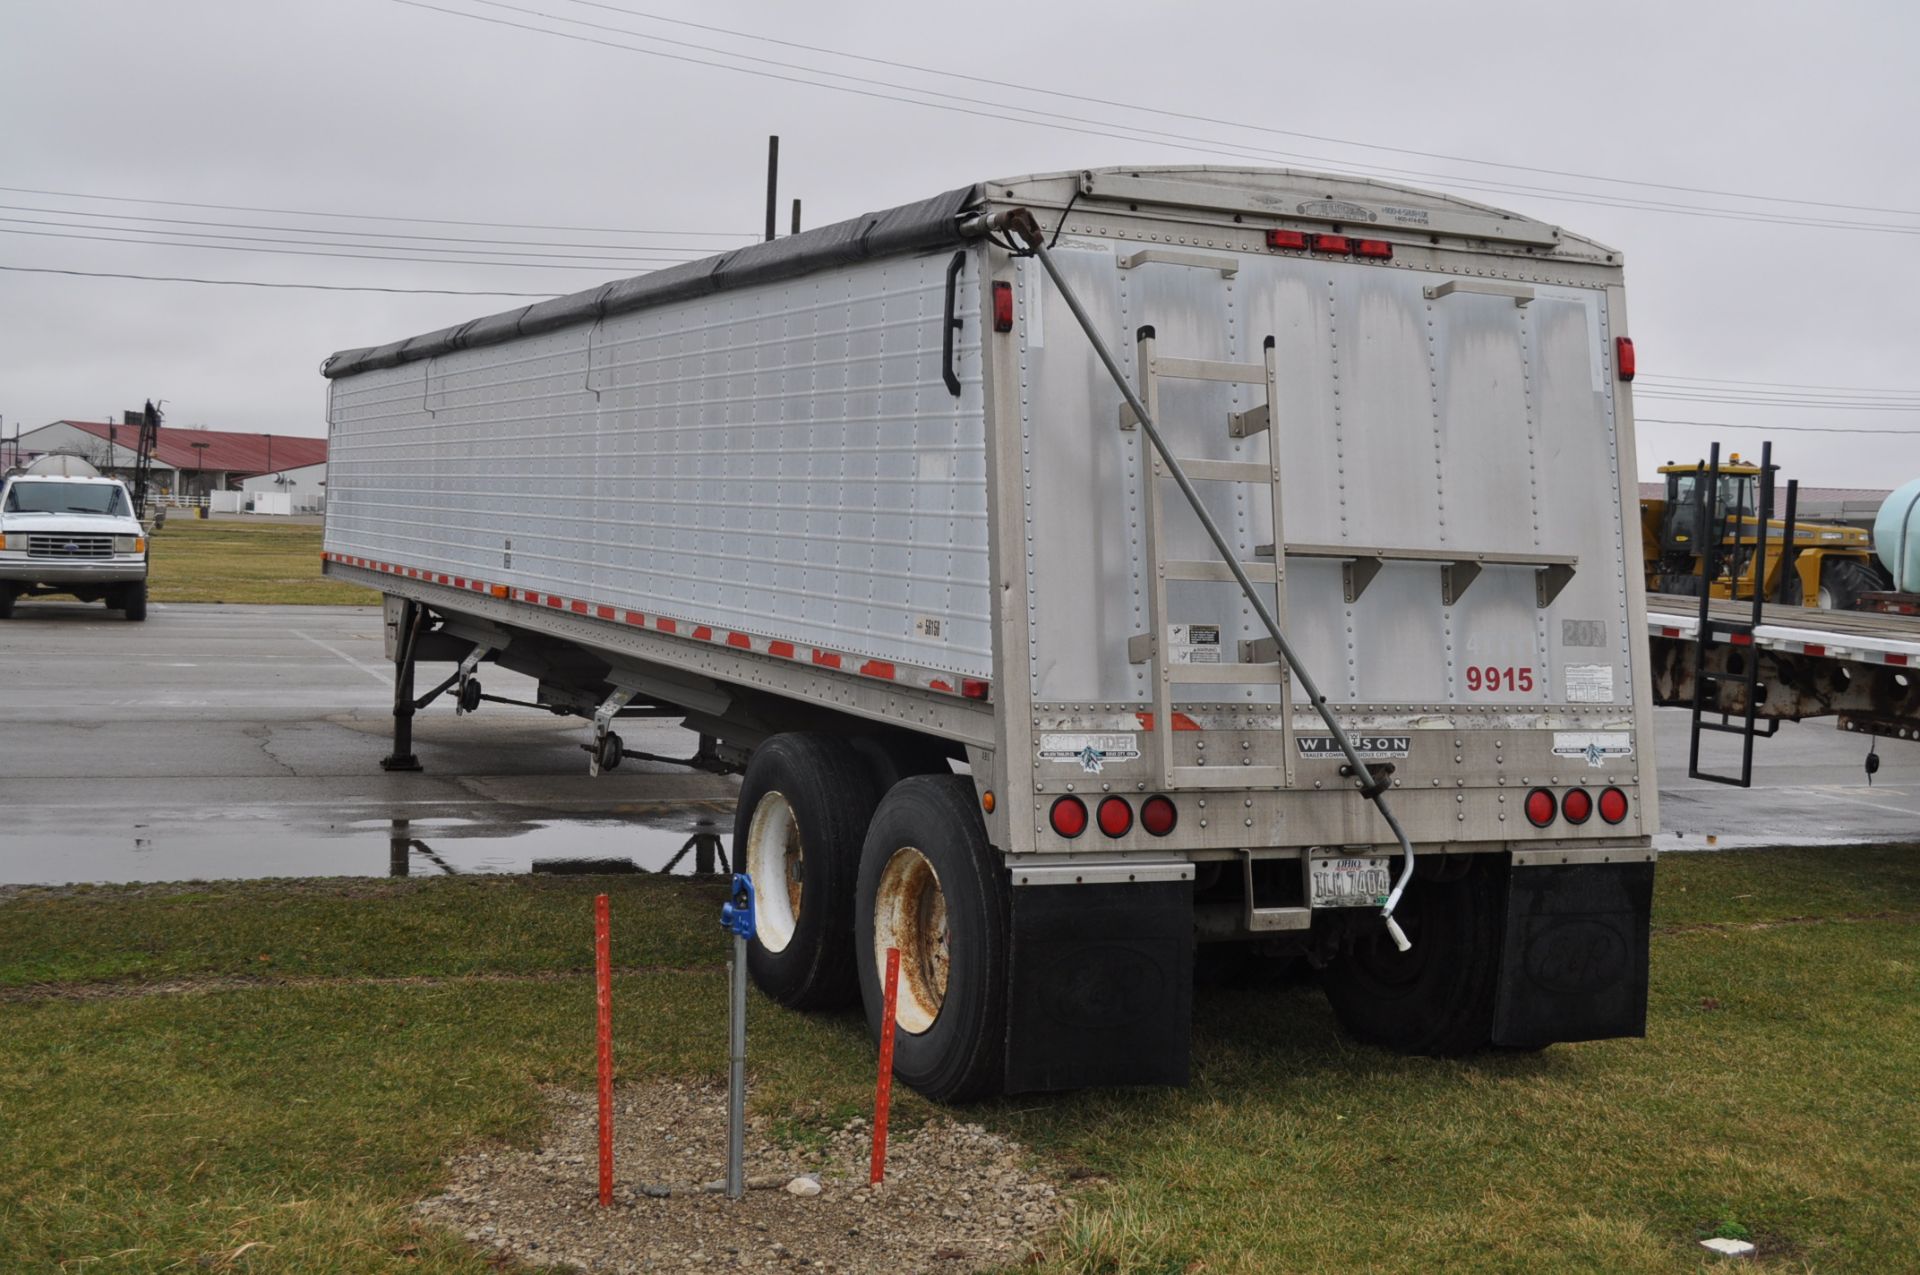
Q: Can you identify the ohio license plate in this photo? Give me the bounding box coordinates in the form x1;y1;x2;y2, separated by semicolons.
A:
1309;857;1392;909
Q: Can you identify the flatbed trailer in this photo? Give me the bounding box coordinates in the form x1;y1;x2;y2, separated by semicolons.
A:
323;165;1657;1099
1648;592;1920;747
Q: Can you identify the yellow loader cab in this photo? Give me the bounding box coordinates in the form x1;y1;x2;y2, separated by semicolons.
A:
1641;455;1889;609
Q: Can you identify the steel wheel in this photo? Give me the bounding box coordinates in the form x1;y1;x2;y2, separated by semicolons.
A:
746;791;805;954
873;846;949;1034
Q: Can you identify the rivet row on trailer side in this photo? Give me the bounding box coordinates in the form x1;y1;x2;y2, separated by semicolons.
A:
321;165;1657;1100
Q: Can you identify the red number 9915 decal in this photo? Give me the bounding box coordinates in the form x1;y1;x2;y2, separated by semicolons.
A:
1464;665;1535;693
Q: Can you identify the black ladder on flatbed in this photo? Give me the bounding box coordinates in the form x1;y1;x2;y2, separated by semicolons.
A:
1686;440;1783;786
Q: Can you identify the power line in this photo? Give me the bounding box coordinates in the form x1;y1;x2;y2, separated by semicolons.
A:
1636;416;1918;436
0;264;557;296
0;202;750;255
1640;373;1920;396
557;0;1920;222
1634;391;1920;412
0;214;708;266
0;183;757;239
0;225;683;271
390;0;1920;237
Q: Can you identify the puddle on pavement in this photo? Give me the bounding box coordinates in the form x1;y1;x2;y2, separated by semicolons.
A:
2;806;736;886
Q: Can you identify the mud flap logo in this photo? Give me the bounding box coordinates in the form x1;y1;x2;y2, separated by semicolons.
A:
1524;919;1628;994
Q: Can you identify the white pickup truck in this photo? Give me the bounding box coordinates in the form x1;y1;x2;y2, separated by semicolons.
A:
0;475;149;620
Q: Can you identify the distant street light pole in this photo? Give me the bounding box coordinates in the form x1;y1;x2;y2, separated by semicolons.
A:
190;440;210;501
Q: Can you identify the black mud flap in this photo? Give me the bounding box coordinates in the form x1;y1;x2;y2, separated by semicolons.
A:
1493;860;1655;1048
1004;880;1193;1093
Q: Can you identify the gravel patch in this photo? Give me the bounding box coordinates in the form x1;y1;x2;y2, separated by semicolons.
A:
418;1080;1063;1273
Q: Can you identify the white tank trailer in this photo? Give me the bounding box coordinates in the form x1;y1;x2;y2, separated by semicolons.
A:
1875;477;1920;595
322;167;1657;1100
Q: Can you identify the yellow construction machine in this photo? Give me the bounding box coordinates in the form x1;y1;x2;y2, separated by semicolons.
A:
1641;453;1889;609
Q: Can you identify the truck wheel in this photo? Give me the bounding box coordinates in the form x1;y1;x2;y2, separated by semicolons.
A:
850;734;950;798
1320;859;1503;1057
856;774;1010;1102
122;581;148;622
735;733;881;1010
1812;559;1888;611
0;585;13;619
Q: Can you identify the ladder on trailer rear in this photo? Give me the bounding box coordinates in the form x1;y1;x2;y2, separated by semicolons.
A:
1124;325;1297;789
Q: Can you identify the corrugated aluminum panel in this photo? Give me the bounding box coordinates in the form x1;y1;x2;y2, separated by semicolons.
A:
325;251;991;678
1019;239;1634;713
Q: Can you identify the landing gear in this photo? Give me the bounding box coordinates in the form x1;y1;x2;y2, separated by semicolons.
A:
380;598;425;772
584;687;635;777
458;678;483;713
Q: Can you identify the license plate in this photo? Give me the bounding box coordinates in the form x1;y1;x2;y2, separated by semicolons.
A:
1309;857;1392;909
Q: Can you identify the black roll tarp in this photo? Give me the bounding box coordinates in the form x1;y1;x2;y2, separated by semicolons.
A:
322;184;982;379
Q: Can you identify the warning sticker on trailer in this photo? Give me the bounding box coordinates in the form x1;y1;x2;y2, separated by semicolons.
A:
1167;623;1222;665
1038;732;1140;774
1296;735;1410;760
1564;664;1616;703
1552;731;1634;768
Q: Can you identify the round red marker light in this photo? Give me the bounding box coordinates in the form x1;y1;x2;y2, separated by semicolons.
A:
1140;795;1178;837
1049;796;1087;839
1561;789;1593;825
1524;788;1557;828
1598;787;1630;824
1097;796;1134;838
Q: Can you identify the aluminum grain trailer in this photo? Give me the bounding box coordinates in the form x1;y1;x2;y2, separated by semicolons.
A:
322;166;1656;1100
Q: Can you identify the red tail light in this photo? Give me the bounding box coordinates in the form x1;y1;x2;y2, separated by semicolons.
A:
1355;239;1393;259
1097;796;1133;838
1561;789;1593;825
1616;336;1636;382
1598;787;1630;824
1266;229;1308;251
1524;788;1557;828
1311;234;1353;255
992;281;1014;333
1049;796;1087;839
1140;796;1177;837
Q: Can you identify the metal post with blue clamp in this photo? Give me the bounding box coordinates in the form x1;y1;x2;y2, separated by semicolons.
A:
718;872;755;1201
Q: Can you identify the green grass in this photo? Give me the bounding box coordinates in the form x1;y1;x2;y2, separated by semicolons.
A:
146;518;375;605
3;847;1915;1273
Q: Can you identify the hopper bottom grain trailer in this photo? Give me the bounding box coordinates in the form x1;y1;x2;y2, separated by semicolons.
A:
323;166;1656;1101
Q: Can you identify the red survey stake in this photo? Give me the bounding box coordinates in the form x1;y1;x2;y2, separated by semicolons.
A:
595;892;614;1207
870;946;900;1185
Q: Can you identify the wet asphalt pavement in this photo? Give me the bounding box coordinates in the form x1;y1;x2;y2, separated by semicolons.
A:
0;600;737;884
0;602;1913;885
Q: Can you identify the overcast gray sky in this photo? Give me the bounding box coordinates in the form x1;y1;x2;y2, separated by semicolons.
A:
3;0;1916;487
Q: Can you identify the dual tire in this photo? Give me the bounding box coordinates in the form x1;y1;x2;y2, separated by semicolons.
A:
735;735;1004;1101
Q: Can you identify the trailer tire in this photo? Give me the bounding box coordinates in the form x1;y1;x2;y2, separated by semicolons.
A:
736;733;881;1010
856;774;1009;1103
122;580;148;622
1320;858;1503;1057
850;734;950;798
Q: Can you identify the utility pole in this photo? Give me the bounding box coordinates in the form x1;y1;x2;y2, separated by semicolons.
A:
764;135;779;243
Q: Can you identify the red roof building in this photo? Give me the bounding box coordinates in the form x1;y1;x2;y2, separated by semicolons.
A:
10;419;327;497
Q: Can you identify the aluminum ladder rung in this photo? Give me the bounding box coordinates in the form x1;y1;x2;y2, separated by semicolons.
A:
1156;457;1271;484
1163;559;1278;584
1150;355;1268;385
